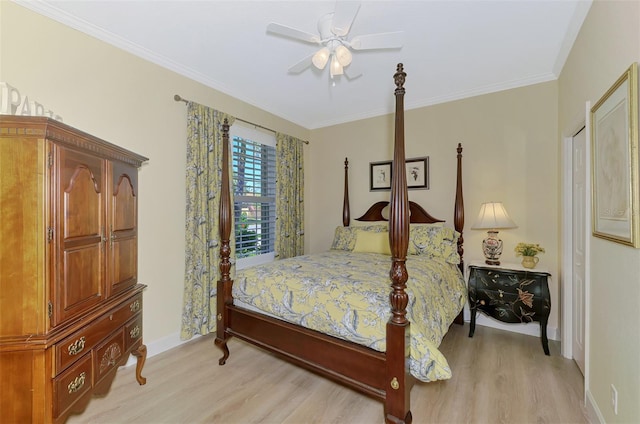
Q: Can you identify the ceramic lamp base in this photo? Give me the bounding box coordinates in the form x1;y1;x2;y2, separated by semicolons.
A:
482;230;504;266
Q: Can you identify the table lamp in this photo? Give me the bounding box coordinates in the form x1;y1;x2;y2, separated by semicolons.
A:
471;202;517;265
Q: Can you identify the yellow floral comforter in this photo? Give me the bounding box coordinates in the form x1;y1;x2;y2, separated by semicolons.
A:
233;251;466;382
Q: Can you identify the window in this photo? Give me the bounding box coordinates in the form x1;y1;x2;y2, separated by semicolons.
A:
232;125;276;269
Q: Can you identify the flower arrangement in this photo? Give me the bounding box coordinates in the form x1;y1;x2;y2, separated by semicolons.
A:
514;242;545;257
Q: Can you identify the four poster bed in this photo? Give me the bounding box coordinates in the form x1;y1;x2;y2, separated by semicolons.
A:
214;64;465;424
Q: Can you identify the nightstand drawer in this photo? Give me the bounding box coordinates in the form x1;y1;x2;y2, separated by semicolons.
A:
472;288;533;323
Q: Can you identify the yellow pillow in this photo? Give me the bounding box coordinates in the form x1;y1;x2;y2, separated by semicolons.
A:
353;231;391;255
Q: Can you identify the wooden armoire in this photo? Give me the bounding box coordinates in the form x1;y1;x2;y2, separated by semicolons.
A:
0;116;148;423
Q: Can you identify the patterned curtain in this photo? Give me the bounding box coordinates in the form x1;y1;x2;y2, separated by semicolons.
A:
275;132;305;259
180;103;236;340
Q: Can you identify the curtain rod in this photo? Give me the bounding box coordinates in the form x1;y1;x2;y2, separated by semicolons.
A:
173;94;309;145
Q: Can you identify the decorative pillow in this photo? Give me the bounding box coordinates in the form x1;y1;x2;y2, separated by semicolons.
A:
353;230;392;255
330;224;390;252
352;222;389;231
407;226;460;264
330;226;358;251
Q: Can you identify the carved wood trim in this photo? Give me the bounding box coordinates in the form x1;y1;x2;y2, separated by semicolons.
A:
355;201;445;224
0;116;147;167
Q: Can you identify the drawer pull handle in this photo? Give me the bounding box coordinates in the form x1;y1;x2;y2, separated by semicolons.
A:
68;372;86;394
67;337;86;356
130;325;141;339
129;300;141;313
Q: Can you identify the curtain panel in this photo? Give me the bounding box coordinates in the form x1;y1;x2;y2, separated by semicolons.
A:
275;132;305;259
181;103;236;340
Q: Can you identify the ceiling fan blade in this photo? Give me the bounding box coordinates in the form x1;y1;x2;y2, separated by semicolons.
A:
331;1;360;36
349;31;405;50
267;22;321;44
288;53;315;74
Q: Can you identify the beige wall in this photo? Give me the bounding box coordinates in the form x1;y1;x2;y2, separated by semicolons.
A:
309;82;561;331
0;2;310;344
559;0;640;422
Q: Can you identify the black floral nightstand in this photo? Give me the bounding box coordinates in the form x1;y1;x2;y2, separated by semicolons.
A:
468;262;551;355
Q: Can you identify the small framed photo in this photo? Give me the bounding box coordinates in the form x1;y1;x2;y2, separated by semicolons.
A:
591;62;639;247
405;157;429;189
370;160;392;191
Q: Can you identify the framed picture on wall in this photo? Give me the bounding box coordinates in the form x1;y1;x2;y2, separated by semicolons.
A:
590;62;639;247
370;160;392;191
369;157;430;191
405;157;429;189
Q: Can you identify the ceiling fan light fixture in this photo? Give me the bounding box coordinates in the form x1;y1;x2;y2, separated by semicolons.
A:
312;47;330;69
330;54;344;77
269;3;405;80
334;44;352;67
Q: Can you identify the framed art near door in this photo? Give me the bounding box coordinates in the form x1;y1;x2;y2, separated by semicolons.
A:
590;62;639;248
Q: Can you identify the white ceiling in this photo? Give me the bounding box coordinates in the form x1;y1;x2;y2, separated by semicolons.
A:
16;0;592;129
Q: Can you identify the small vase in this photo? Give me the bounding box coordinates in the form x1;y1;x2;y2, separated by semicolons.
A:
521;255;539;269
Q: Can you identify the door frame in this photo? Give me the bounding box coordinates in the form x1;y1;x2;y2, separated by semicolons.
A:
561;101;591;395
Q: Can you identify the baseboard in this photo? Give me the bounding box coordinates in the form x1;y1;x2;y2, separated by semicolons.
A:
585;389;604;423
462;304;560;341
124;332;201;367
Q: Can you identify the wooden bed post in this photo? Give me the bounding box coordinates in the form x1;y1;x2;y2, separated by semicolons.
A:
343;158;350;227
455;143;464;274
215;118;232;365
385;63;412;424
453;143;465;326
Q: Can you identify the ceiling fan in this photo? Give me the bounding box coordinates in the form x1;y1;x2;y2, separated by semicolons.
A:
267;1;404;80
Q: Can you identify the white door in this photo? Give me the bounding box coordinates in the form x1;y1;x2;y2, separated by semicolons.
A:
572;126;587;375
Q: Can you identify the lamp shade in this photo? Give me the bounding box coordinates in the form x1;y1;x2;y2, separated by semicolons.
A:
329;54;344;77
312;47;330;69
334;45;352;67
471;202;517;230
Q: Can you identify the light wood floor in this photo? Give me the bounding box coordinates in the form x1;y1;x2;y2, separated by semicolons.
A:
68;324;587;424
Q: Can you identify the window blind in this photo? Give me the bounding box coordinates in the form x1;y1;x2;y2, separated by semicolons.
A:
232;136;276;259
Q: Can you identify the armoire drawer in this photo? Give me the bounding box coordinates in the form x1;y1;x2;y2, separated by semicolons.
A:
94;329;126;385
55;294;142;374
53;353;93;419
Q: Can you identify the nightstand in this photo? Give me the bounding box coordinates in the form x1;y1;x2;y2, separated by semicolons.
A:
467;261;551;355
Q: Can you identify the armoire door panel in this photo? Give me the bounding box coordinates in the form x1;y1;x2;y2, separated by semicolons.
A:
62;165;102;239
54;147;106;326
112;174;137;231
60;244;103;321
109;163;138;296
63;168;101;239
110;236;137;295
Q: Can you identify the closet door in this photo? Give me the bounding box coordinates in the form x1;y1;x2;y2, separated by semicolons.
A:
52;145;106;326
107;161;139;297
